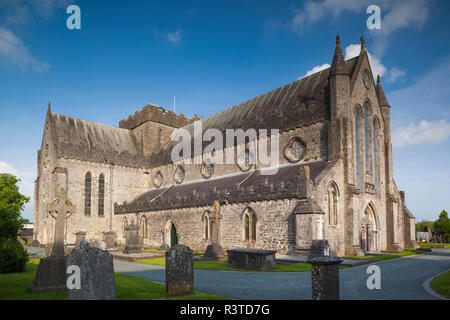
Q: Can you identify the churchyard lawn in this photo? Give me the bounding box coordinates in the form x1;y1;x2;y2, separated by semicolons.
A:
418;242;450;249
344;248;429;261
430;270;450;298
0;259;228;300
137;257;348;272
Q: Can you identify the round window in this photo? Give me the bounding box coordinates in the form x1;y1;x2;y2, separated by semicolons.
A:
284;138;306;162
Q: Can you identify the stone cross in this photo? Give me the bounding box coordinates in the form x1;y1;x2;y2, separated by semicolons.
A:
45;188;76;257
210;200;222;245
204;200;224;258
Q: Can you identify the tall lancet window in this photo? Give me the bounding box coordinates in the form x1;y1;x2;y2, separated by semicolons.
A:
84;172;92;215
373;121;378;194
98;173;105;216
364;104;370;172
355;109;361;189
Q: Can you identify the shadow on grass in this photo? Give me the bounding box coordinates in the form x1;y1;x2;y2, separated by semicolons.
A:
0;259;227;300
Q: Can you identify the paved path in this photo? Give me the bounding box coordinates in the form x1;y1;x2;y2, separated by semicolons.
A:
26;246;450;299
114;249;450;300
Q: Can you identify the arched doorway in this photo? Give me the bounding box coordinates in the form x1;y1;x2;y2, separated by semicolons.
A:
360;204;379;253
170;223;178;247
164;220;178;247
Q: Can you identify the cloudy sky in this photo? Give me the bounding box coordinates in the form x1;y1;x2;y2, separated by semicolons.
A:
0;0;449;223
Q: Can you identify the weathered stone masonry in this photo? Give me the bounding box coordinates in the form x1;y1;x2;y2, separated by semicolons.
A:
34;36;419;256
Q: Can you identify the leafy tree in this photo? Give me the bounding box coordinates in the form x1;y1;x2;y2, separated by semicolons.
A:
416;220;434;233
0;174;30;241
434;210;450;240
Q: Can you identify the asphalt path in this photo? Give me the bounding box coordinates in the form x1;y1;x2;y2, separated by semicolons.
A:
26;246;450;299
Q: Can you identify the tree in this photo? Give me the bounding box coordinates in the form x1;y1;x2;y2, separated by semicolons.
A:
415;220;434;233
0;174;30;241
434;210;450;241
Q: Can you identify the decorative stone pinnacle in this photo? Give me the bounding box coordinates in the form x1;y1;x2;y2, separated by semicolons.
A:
377;75;381;84
360;36;366;51
336;34;340;46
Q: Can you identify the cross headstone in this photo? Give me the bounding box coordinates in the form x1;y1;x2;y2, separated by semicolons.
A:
29;188;76;294
67;241;117;300
165;245;194;296
46;188;76;256
204;200;224;258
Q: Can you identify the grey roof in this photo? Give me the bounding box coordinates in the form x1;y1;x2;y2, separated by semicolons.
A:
148;57;359;166
293;198;325;214
115;161;330;214
48;111;146;167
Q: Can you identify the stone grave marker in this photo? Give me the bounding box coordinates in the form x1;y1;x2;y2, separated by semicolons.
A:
204;200;224;258
66;240;117;300
124;218;141;253
29;188;76;294
165;245;194;296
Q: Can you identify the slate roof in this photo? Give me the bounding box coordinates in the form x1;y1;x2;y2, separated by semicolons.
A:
48;112;147;168
293;199;325;214
148;57;359;166
48;57;359;168
115;161;331;214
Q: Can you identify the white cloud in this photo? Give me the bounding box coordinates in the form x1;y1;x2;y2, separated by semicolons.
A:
290;0;432;36
0;0;72;25
0;160;18;174
344;44;387;79
386;67;406;83
291;0;368;34
392;119;450;148
0;27;49;71
301;63;331;78
165;29;182;44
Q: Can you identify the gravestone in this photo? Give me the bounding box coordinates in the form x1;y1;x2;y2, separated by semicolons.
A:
165;245;194;296
309;239;330;257
124;218;141;253
74;231;86;249
91;239;107;250
29;188;76;294
307;239;342;300
103;231;116;249
204;200;224;258
66;241;117;300
227;249;276;270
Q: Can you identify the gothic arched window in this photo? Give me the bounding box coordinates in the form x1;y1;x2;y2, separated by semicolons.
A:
243;208;256;242
84;172;92;215
98;173;105;216
202;212;210;240
364;103;370;172
354;109;361;189
139;216;148;239
328;182;339;225
373;119;379;194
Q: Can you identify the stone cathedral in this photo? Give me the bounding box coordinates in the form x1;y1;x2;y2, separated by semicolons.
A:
33;36;418;256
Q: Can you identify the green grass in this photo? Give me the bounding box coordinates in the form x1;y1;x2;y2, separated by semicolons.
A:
419;242;450;249
430;270;450;299
344;248;428;261
137;257;348;272
0;259;228;300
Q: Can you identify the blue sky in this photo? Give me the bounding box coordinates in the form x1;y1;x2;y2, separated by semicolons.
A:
0;0;449;223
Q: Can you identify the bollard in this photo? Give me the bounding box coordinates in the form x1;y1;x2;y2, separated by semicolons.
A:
308;255;343;300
